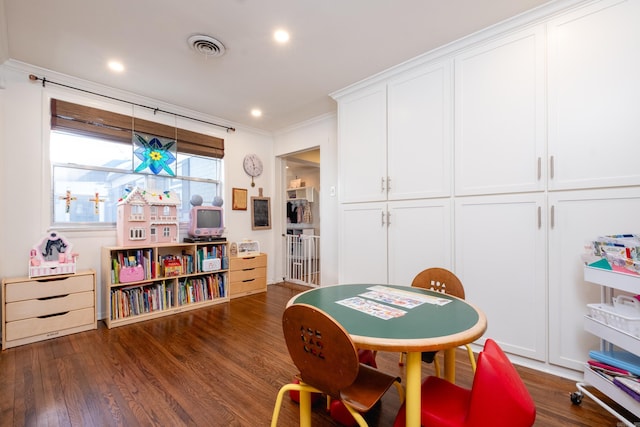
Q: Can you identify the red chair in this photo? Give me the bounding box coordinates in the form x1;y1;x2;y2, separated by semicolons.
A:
393;339;536;427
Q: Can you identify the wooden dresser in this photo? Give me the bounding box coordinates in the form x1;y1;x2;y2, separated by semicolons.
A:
229;253;267;298
2;270;97;350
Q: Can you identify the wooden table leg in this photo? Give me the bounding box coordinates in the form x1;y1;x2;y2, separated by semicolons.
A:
299;389;311;427
444;348;456;383
405;351;421;427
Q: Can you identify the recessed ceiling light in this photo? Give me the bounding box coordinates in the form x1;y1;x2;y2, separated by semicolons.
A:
251;109;263;118
274;29;290;43
108;60;125;72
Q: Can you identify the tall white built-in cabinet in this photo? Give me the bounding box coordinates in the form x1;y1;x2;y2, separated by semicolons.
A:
332;0;640;375
338;60;452;287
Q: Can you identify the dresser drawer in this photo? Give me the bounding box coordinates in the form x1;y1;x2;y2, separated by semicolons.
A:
230;277;267;296
230;254;267;271
2;270;97;349
5;307;96;342
5;274;93;302
231;266;266;282
5;291;94;322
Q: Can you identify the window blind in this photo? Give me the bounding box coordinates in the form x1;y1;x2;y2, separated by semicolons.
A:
50;99;224;158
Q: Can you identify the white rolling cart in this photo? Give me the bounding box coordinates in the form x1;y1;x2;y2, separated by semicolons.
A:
572;266;640;426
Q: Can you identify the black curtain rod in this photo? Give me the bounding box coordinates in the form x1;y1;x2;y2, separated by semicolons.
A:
28;74;236;133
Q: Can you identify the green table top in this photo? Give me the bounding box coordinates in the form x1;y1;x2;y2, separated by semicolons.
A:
289;284;487;352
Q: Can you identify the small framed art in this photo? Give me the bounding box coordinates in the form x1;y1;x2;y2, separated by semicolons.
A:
232;188;248;210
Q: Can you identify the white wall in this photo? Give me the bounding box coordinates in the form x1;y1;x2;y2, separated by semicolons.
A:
274;114;338;285
0;60;276;319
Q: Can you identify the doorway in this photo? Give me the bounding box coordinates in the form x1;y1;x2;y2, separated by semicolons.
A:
282;149;320;286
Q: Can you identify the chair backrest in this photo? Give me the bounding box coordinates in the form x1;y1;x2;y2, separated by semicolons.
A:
282;304;360;398
465;339;536;427
411;267;466;299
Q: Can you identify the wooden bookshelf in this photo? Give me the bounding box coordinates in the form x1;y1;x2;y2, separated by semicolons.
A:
102;241;229;328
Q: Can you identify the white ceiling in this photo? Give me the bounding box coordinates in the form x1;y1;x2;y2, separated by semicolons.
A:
1;0;551;132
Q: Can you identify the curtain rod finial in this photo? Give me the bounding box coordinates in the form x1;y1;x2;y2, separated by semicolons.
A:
29;74;47;87
227;127;236;133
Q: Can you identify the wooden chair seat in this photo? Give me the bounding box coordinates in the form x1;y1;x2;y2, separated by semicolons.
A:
341;363;399;413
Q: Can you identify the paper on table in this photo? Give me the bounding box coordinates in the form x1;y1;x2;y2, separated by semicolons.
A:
335;297;407;320
364;285;452;307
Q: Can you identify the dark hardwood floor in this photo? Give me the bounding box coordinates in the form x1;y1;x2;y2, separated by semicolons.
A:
1;283;637;426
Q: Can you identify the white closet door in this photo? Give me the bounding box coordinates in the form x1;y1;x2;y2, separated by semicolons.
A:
455;193;546;360
454;26;545;196
548;187;640;371
548;0;640;190
387;61;452;201
337;84;387;203
338;202;388;284
387;199;452;287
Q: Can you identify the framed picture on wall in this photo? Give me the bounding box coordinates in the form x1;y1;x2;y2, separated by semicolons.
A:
232;188;248;210
251;196;271;230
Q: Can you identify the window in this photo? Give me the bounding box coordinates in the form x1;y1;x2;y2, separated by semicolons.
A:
129;227;146;240
49;99;224;227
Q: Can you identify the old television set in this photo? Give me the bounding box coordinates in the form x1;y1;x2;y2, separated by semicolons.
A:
188;206;224;238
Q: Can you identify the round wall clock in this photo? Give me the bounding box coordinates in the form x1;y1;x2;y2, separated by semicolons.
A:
243;154;263;187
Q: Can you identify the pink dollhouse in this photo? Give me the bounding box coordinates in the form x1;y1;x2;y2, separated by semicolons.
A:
116;187;181;247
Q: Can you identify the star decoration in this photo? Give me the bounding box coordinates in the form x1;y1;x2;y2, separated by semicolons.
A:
133;132;177;176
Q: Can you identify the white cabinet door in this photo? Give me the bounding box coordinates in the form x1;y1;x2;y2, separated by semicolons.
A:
387;61;452;200
455;193;546;360
387;199;452;287
454;26;545;196
548;0;640;190
338;202;388;284
548;187;640;371
337;83;387;203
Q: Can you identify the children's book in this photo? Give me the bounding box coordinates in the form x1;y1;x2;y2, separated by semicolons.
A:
613;377;640;402
589;350;640;377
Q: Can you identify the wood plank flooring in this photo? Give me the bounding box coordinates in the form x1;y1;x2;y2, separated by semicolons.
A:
1;283;638;426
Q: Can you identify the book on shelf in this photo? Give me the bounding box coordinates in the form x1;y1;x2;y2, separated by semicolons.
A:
589;350;640;377
176;273;226;306
110;281;171;320
588;359;633;376
111;248;155;283
196;244;227;271
587;361;640;402
613;377;640;402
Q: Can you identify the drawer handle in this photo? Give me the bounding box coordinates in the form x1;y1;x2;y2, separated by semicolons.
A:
36;276;71;283
242;268;256;272
242;279;256;283
38;294;69;301
38;311;69;319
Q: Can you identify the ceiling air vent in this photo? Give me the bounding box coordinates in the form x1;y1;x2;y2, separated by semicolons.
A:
188;35;226;57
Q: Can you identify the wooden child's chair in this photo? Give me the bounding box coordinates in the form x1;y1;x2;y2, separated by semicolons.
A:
272;304;404;427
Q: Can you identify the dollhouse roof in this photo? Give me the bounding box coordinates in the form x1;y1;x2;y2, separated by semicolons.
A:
117;187;181;206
